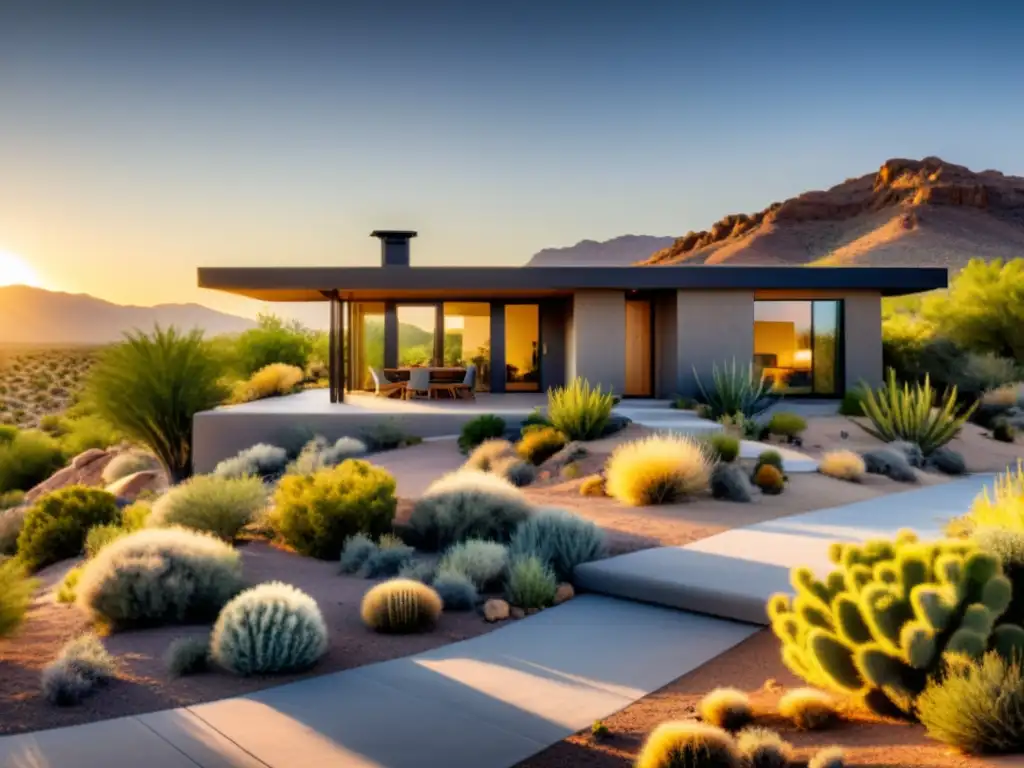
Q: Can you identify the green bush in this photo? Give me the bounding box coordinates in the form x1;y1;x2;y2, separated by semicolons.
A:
767;411;807;439
149;474;266;541
754;449;783;473
694;359;777;420
516;427;567;466
0;489;25;511
508;509;605;581
211;582;328;676
635;722;742;768
0;559;35;637
838;387;866;417
58;415;122;457
360;541;414;578
767;531;1024;720
86;326;228;483
0;430;65;494
0;425;17;445
505;555;556;610
75;527;244;629
438;539;508;591
917;652;1024;754
120;500;151;531
359;419;410;451
101;451;161;485
56;565;81;604
458;415;507;454
213;443;289;480
231;313;315;377
164;636;210;678
431;570;478;610
546;378;615;441
706;433;740;463
361;578;443;633
520;407;551;433
858;368;976;455
84;524;127;559
406;470;532;551
41;633;116;706
271;459;396;559
17;487;120;571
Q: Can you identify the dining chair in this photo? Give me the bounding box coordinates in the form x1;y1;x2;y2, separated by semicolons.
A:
370;367;405;399
447;364;476;400
405;368;431;400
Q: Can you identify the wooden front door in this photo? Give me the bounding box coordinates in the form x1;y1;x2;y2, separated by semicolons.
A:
624;299;653;397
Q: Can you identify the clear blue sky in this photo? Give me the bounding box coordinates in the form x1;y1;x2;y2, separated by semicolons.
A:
1;0;1021;320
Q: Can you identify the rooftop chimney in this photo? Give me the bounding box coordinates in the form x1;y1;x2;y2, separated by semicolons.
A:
371;230;418;267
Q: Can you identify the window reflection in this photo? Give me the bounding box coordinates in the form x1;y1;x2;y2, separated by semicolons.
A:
753;300;840;395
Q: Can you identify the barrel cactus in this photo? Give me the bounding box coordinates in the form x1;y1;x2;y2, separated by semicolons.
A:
768;530;1024;719
361;578;442;633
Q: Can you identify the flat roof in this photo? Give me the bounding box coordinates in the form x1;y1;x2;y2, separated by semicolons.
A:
197;265;948;302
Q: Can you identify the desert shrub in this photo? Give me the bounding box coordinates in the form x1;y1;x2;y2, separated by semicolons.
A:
505;555;556;610
41;633;116;706
438;539;509;590
767;412;806;439
464;438;514;472
56;565;81;603
359;419;409;451
231;313;314;376
808;747;846;768
84;523;127;559
861;448;917;482
579;474;606;497
271;459;396;559
165;636;210;677
398;559;437;583
458;415;507;454
754;449;783;472
858;368;976;455
516;427;567;466
778;688;838;730
75;527;244;629
560;461;580;479
211;582;328;676
58;415;123;456
508;508;605;581
149;474;266;541
361;578;443;633
120;500;151;531
698;687;752;731
287;435;368;475
694;358;777;420
767;530;1024;720
918;652;1024;754
0;429;65;494
520;407;551;433
213;443;289;480
838;387;866;416
546;377;615;441
0;425;17;445
406;470;532;551
710;462;753;502
735;727;792;768
706;433;740;463
0;504;27;554
753;464;784;495
605;434;712;506
87;326;228;483
360;542;415;578
0;489;25;511
994;419;1017;443
959;464;1024;534
926;446;967;475
339;533;378;574
0;559;35;637
230;363;304;404
17;487;120;571
973;527;1024;625
431;570;478;610
101;451;160;485
817;450;865;482
635;722;742;768
491;456;536;487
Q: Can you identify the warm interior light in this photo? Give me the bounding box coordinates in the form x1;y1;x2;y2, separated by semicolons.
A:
793;349;813;365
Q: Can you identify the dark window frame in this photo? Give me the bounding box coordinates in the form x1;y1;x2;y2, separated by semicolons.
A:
753;299;845;398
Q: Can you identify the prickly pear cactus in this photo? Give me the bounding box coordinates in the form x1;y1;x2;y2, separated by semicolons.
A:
768;529;1024;719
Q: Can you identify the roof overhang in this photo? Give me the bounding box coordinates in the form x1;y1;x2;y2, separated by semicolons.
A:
197;265;948;302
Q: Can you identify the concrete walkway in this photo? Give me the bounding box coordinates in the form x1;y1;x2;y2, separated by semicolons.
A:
0;597;757;768
575;474;996;624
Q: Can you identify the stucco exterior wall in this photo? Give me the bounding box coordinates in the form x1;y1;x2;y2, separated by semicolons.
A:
843;292;883;390
567;291;626;393
675;290;755;397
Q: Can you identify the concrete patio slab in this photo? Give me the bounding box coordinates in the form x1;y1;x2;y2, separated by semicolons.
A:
574;474;996;625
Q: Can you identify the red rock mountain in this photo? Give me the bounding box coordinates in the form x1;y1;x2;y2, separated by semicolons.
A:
641;157;1024;268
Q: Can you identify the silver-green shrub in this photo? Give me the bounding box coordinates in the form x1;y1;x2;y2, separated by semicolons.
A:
164;635;210;678
491;456;537;487
339;533;377;575
41;633;116;706
149;474;266;541
211;582;328;676
432;570;478;611
361;543;414;578
398;559;437;584
84;523;128;558
288;436;368;475
438;539;509;590
212;443;288;480
505;555;557;610
508;509;605;581
76;527;244;629
463;438;514;472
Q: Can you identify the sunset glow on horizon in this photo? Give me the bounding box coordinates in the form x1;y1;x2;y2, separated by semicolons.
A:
0;249;44;289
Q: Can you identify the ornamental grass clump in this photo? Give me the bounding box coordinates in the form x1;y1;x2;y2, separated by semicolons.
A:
406;470;532;550
17;486;120;571
818;450;865;482
546;377;615;441
149;474;266;541
464;438;515;472
605;434;712;506
579;474;606;497
635;721;743;768
287;436;368;475
508;508;605;581
516;427;567;466
777;688;838;730
339;533;378;574
693;358;776;420
231;363;304;403
212;443;288;480
361;578;443;633
438;539;509;591
0;559;35;637
698;687;753;731
431;570;478;611
858;368;977;455
959;461;1024;533
41;633;116;706
505;555;556;610
211;582;328;676
767;530;1024;720
84;523;126;559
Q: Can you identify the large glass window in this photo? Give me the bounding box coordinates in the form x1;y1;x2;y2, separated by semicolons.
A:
443;303;491;391
397;305;436;367
753;300;841;395
350;302;385;390
505;304;540;391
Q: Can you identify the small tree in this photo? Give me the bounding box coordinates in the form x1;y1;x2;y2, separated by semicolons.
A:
87;326;227;482
233;313;314;376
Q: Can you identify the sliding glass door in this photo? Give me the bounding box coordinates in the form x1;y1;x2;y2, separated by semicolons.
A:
753;300;842;395
504;304;540;391
443;302;491;391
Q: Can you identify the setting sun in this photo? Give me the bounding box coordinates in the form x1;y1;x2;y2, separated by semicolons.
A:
0;248;43;288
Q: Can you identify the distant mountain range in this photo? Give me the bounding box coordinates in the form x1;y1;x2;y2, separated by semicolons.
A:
0;285;255;345
526;235;675;266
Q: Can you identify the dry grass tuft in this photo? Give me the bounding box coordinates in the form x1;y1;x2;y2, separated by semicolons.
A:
817;450;866;482
605;434;711;506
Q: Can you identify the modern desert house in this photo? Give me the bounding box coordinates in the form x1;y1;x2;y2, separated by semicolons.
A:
198;231;947;403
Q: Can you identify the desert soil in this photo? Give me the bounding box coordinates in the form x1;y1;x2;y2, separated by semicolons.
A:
0;541;498;736
516;629;991;768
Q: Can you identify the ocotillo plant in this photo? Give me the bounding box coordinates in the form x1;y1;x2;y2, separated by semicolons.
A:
768;530;1024;719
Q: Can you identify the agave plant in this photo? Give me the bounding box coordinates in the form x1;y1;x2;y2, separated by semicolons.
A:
693;359;777;419
858;368;977;456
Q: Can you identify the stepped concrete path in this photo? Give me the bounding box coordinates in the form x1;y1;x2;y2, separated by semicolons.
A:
0;597;757;768
575;474;997;624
